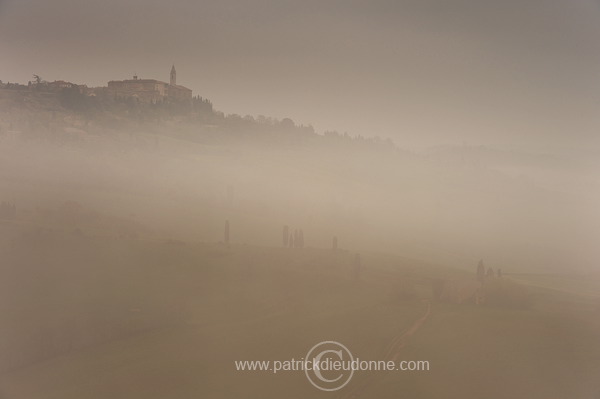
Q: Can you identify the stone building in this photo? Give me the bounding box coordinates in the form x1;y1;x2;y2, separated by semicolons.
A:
107;65;192;103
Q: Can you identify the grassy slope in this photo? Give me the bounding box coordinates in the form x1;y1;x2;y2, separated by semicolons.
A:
1;229;599;398
0;230;433;399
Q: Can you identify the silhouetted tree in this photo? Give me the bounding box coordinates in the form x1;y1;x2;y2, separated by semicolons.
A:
282;225;289;247
288;233;294;248
476;259;485;282
486;267;495;278
280;117;295;130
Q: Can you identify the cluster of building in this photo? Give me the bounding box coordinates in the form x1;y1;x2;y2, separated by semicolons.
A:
0;79;82;92
106;65;192;103
1;65;193;103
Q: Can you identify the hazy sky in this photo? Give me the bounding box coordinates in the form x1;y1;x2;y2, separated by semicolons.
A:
1;0;600;150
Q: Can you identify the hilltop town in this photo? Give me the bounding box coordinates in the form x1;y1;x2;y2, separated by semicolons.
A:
0;67;395;151
1;66;192;104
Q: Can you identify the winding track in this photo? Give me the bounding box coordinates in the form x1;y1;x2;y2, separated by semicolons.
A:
340;300;431;398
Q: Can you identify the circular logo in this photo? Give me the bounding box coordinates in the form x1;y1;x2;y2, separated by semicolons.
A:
305;341;354;391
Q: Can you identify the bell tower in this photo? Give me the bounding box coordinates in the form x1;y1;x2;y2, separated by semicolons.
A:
170;65;176;86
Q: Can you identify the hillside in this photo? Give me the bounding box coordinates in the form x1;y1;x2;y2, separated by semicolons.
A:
0;87;394;151
0;223;599;398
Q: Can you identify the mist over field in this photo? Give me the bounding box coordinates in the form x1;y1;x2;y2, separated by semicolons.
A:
1;1;600;398
1;116;598;272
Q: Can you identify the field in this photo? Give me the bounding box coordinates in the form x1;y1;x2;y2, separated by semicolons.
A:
1;221;599;399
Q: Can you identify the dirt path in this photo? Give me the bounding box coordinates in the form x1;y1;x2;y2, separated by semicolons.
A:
383;300;431;362
340;300;431;398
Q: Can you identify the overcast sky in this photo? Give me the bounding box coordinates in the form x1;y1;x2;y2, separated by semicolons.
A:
1;0;600;150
